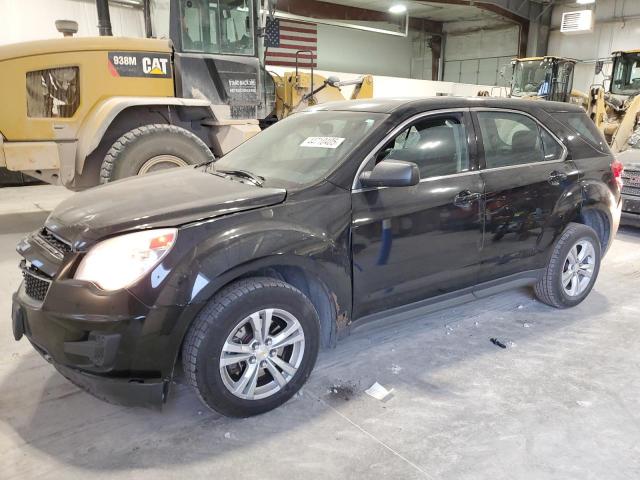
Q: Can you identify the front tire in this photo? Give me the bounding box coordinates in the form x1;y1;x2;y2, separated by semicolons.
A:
534;223;601;308
182;278;320;417
100;124;214;183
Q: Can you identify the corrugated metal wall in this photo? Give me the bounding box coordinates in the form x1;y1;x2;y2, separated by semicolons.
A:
443;24;519;87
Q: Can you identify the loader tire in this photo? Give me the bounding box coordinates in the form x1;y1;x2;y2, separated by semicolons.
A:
100;124;214;183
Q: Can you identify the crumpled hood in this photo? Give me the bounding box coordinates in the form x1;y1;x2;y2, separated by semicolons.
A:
45;167;286;249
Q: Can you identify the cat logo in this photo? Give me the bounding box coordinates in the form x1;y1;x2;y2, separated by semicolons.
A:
142;57;169;75
108;51;172;78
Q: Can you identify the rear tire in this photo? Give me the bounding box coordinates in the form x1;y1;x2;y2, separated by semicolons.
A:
534;223;601;309
182;278;320;417
99;124;214;183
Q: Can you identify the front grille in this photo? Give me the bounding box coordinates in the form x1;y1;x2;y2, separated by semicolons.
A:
35;228;72;259
23;267;51;302
622;185;640;197
622;168;640;183
230;105;258;119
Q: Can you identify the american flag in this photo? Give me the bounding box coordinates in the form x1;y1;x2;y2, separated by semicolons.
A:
264;17;317;68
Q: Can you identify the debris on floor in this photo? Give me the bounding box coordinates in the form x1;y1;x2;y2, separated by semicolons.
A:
390;364;402;375
327;382;357;401
490;337;507;349
365;382;394;402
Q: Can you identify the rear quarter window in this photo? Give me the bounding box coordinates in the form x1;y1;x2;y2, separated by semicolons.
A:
558;113;608;154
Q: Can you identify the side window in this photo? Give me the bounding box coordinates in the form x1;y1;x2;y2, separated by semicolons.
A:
540;128;564;161
477;111;546;168
375;116;470;178
558;113;608;153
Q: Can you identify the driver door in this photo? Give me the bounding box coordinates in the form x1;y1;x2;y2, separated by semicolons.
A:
351;110;485;320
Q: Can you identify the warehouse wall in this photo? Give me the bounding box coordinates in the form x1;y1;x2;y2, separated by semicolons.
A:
0;0;144;45
548;0;640;92
443;21;518;87
316;24;433;80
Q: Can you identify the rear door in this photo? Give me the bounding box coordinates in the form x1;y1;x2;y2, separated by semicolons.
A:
473;108;579;282
351;109;485;319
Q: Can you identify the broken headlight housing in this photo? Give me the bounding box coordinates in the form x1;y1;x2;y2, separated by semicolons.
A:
26;67;80;118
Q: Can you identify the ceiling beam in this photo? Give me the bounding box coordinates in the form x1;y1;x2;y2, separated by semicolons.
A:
414;0;548;57
275;0;444;33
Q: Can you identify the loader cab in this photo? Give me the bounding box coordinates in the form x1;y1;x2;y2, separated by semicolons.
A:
510;56;575;103
149;0;273;121
610;50;640;98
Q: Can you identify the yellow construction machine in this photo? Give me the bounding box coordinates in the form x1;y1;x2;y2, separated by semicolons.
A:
0;0;373;189
586;50;640;153
509;56;577;103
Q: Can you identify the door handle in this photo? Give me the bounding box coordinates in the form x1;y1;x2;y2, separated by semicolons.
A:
454;190;482;207
548;170;568;185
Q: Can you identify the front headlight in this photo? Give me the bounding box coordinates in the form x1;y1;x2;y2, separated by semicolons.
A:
74;228;177;291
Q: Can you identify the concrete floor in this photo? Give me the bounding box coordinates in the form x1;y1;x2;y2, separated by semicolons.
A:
1;186;640;480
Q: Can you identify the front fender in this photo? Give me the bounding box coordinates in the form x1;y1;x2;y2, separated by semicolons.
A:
75;96;212;173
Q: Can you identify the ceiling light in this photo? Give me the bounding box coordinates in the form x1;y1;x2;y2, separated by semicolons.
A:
576;0;595;4
388;4;407;14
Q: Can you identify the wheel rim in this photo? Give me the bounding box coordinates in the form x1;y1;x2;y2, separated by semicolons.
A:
219;308;305;400
562;239;596;297
137;154;188;175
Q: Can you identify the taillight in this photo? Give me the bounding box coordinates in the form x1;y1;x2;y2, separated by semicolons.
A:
612;158;624;189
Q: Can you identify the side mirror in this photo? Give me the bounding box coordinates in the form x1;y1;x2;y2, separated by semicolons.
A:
359;160;420;188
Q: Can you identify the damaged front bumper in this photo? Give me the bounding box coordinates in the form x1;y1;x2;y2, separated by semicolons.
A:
12;285;170;407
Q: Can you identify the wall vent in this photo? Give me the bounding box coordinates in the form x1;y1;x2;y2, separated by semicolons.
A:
561;10;594;34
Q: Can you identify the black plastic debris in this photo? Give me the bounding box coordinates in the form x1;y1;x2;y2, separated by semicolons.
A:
490;338;507;349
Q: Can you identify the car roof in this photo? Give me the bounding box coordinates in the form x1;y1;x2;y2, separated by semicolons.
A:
311;97;584;115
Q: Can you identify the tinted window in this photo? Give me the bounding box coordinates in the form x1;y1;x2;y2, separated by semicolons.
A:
477;111;547;168
558;113;608;153
541;128;564;161
376;115;470;178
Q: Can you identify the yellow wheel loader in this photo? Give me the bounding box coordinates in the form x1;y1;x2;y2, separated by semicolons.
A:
0;0;373;189
586;50;640;154
509;56;578;103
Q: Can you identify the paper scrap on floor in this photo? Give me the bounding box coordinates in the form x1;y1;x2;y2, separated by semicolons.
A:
365;382;394;401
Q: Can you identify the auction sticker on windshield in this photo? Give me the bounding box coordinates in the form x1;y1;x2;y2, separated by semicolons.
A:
300;137;346;149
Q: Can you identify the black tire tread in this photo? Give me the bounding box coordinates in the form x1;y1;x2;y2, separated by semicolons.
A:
534;222;599;308
181;277;311;409
99;124;214;184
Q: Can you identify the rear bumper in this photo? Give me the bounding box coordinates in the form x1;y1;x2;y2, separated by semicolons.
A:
1;140;61;170
0;136;77;185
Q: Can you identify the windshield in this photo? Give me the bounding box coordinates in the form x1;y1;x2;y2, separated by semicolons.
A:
179;0;255;55
611;53;640;96
511;59;553;97
213;110;387;187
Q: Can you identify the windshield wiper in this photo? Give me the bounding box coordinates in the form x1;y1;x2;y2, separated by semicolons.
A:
216;169;265;186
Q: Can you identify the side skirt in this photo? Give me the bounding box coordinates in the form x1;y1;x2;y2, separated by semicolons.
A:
349;269;543;334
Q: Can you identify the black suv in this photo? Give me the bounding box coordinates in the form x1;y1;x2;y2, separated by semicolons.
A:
12;98;622;417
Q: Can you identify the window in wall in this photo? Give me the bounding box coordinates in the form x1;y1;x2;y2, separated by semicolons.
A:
376;116;470;178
